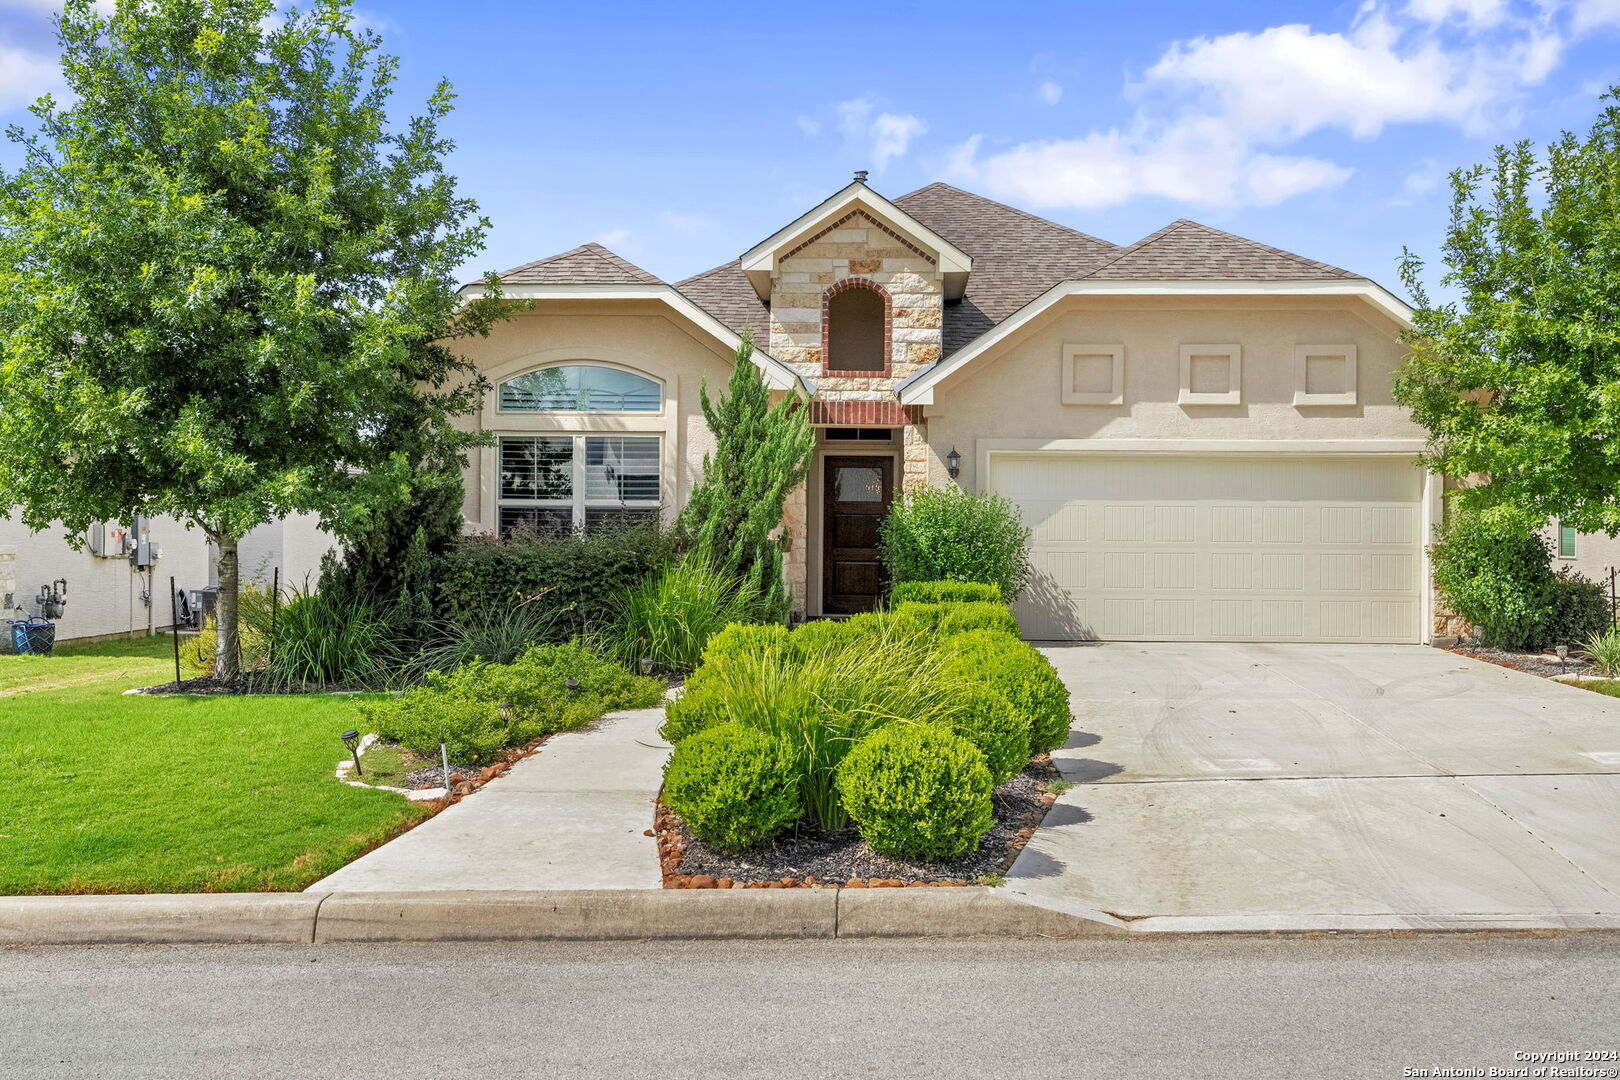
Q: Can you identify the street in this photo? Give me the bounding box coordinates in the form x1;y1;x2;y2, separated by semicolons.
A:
3;935;1616;1079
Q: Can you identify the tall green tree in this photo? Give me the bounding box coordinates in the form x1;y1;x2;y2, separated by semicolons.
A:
0;0;511;676
1395;87;1620;537
681;334;814;621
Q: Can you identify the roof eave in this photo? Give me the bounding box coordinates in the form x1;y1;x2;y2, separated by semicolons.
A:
456;281;811;395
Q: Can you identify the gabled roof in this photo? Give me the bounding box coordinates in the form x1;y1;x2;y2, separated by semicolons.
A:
674;259;771;343
1080;219;1358;282
893;183;1121;356
737;180;972;301
497;242;664;286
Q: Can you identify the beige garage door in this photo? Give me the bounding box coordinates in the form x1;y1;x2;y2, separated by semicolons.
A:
990;454;1424;643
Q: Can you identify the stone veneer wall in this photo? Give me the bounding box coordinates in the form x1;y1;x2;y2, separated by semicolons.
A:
766;210;947;613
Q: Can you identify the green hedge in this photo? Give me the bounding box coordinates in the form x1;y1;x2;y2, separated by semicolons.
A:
434;522;678;642
894;600;1021;637
889;580;1003;605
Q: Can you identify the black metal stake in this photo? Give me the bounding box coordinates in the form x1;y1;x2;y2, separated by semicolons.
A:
269;565;279;666
169;575;181;689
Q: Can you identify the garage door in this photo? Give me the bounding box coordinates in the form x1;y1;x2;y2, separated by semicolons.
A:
990;454;1424;643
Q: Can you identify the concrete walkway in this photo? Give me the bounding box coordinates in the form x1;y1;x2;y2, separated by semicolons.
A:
306;708;669;892
1009;643;1620;930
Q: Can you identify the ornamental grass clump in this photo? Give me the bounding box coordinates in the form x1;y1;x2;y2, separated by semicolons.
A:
1585;627;1620;677
600;558;763;673
661;724;800;850
835;724;996;861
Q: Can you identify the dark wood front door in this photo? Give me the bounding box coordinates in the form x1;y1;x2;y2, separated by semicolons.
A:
822;455;894;614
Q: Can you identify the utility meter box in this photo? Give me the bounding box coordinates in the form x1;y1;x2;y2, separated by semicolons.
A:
87;521;130;559
130;516;158;569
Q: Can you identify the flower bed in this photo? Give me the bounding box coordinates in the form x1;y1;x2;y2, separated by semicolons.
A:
654;583;1073;887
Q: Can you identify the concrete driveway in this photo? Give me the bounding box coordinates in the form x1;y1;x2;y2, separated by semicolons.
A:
1008;643;1620;930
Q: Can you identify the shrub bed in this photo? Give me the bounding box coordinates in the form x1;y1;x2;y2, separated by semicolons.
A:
360;642;663;764
658;581;1075;878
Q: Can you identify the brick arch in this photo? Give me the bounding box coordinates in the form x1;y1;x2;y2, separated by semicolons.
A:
821;277;892;378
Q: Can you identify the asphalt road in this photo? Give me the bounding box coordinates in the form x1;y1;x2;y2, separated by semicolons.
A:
3;935;1617;1079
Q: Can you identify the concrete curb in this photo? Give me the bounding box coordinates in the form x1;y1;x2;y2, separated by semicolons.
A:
0;892;329;945
314;889;838;942
4;889;1617;946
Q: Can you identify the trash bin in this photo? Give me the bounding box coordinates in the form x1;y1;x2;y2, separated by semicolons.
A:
9;617;55;656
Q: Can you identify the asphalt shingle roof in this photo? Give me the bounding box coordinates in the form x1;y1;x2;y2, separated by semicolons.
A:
1081;219;1359;282
673;259;771;343
491;187;1369;364
892;183;1122;356
497;242;664;286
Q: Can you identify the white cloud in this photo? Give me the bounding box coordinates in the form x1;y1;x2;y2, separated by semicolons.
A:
948;2;1579;212
1038;79;1063;105
0;40;59;113
1404;0;1511;26
1392;158;1444;205
591;227;634;251
795;114;821;137
660;212;711;233
835;95;926;169
1572;0;1620;33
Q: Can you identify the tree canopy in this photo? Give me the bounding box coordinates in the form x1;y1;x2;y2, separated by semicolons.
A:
1395;87;1620;535
0;0;509;674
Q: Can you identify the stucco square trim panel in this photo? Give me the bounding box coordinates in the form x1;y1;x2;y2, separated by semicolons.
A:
1178;344;1242;406
1294;344;1358;406
1062;344;1125;406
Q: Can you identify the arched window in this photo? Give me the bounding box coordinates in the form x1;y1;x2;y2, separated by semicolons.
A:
499;363;662;413
823;279;889;375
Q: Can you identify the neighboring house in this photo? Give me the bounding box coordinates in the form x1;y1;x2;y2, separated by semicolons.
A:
457;175;1435;644
0;514;332;646
1544;522;1620;598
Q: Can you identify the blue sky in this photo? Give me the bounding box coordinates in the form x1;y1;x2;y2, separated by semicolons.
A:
3;0;1619;295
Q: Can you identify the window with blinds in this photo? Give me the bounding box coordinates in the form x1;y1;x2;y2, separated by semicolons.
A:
498;435;660;535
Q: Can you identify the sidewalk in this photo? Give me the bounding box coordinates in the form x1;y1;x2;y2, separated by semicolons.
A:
305;707;669;892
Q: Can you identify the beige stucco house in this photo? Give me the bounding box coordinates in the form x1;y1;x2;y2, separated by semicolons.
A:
457;176;1438;644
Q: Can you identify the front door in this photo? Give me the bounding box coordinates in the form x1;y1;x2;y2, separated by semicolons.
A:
822;455;894;614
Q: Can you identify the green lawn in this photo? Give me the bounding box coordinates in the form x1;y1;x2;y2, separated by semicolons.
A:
0;634;429;894
1574;679;1620;699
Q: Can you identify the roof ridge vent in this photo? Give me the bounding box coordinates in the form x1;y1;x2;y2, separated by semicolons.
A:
853;169;869;184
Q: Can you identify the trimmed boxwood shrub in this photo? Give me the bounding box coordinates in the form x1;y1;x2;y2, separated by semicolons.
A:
889;580;1002;605
361;642;663;763
894;600;1021;638
836;724;995;860
662;724;801;850
940;629;1071;756
935;684;1031;785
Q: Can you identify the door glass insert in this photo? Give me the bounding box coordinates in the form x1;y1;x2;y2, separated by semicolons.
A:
835;465;884;503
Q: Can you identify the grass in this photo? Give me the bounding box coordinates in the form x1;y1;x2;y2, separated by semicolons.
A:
0;634;429;894
1573;679;1620;699
350;742;420;788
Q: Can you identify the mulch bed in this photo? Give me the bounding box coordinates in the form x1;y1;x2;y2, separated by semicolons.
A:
656;756;1063;889
132;674;377;695
1449;645;1596;678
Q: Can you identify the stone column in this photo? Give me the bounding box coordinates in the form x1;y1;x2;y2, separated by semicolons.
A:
901;421;931;493
779;480;809;616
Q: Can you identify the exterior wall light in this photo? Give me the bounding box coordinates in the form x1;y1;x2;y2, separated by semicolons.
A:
341;729;363;777
946;447;961;480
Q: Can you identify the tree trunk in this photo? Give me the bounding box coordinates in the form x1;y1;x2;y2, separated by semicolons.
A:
215;533;240;680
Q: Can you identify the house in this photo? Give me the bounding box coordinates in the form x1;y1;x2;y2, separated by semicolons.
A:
455;175;1434;644
0;514;332;647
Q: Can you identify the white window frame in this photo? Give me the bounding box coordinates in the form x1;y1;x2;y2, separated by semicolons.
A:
496;361;665;416
1178;344;1242;406
1557;521;1577;559
497;433;663;533
1061;344;1125;406
1293;344;1358;407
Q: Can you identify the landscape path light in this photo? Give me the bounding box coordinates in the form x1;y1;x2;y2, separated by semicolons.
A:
1557;644;1570;674
640;657;654;676
341;729;363;777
